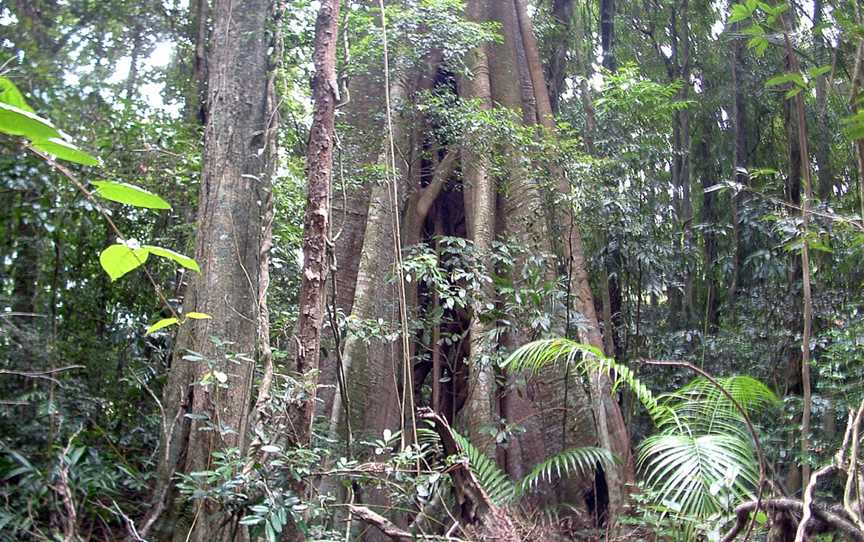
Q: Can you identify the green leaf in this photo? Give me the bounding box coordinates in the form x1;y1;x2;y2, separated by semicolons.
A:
785;87;803;99
92;181;171;209
747;36;769;57
728;3;753;23
0;102;62;141
144;246;200;272
808;65;832;79
0;77;34;112
146;317;180;335
99;244;150;281
32;138;100;166
185;312;212;320
765;72;805;89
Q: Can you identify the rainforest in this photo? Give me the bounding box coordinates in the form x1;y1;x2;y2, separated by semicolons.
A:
2;0;864;540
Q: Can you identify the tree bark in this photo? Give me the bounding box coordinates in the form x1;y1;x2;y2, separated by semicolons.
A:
146;0;277;539
457;0;498;456
292;0;340;448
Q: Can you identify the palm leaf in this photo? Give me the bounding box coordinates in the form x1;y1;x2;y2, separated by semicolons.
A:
638;433;758;519
503;338;669;422
517;446;614;495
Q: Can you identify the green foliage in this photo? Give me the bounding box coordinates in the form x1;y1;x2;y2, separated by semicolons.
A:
452;432;515;505
504;338;664;421
517;447;614;495
99;243;151;281
503;337;776;536
92;180;172;209
453;430;613;506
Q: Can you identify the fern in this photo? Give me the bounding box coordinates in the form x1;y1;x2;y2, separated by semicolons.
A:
517;447;614;495
452;431;515;505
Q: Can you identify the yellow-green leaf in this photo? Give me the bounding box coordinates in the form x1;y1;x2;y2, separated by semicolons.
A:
32;138;100;166
0;77;34;112
92;181;171;209
185;312;212;320
144;246;200;272
0;102;61;141
99;244;150;281
146;317;180;335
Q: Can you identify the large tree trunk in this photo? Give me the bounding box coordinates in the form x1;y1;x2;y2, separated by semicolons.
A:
146;0;277;539
512;0;635;517
457;0;499;456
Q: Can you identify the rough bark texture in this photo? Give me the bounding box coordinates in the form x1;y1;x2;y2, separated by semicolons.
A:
148;0;277;539
292;0;340;447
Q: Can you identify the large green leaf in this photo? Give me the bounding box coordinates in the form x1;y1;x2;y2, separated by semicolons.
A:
32;138;100;166
638;433;758;520
0;77;34;112
99;244;150;281
0;102;61;141
92;181;171;209
144;246;200;272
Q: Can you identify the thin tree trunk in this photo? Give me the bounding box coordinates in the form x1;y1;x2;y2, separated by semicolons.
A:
292;0;340;448
600;0;616;71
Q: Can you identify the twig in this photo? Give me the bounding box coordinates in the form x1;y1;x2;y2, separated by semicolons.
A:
0;365;85;385
347;505;464;541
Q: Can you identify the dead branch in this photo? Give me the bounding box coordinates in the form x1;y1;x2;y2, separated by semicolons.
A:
347;505;463;541
721;498;864;542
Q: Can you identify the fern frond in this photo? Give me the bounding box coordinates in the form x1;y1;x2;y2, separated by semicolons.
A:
452;432;515;505
517;447;614;495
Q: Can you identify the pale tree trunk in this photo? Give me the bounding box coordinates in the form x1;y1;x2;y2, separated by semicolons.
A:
291;0;340;447
457;0;498;457
513;0;635;517
144;0;277;539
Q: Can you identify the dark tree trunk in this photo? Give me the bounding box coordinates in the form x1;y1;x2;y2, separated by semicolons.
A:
729;8;748;308
600;0;616;71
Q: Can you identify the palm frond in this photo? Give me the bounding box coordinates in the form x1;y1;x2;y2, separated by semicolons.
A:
452;432;515;505
503;338;668;422
517;447;614;495
656;375;779;435
638;433;759;519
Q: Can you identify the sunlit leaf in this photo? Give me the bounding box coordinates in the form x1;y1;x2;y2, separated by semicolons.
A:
32;138;100;166
185;312;212;320
0;77;34;112
0;102;61;141
146;317;180;335
92;181;171;209
99;244;150;281
144;246;200;272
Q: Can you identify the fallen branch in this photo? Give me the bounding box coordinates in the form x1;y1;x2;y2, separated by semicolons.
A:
721;498;864;542
347;505;463;541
